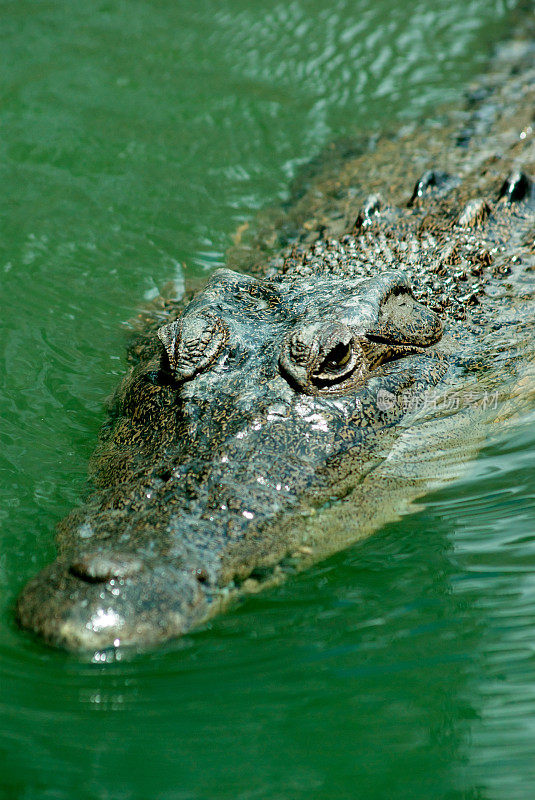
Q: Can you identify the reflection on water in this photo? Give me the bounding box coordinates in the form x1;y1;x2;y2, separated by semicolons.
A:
0;0;533;798
447;415;535;798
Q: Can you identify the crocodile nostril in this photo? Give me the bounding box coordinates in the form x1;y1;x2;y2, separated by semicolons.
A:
498;170;533;203
191;567;209;584
69;551;144;583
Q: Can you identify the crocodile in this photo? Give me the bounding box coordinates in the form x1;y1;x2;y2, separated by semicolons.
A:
16;31;535;654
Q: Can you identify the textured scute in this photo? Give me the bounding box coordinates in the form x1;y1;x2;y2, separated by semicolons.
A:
16;33;535;653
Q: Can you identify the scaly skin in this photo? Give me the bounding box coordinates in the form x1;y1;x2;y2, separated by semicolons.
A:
16;33;535;653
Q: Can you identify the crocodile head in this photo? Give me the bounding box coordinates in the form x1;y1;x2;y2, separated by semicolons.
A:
17;268;446;653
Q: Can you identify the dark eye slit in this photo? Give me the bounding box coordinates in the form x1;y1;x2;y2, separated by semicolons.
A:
321;342;352;372
365;333;400;345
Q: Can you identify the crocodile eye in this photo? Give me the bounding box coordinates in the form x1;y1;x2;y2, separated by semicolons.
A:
371;289;443;347
312;326;360;387
280;322;363;392
316;342;353;377
157;312;228;382
360;287;444;371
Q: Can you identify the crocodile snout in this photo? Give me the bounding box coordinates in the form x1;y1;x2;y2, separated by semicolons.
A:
16;552;209;653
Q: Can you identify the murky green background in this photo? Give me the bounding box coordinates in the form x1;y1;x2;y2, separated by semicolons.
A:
2;1;535;798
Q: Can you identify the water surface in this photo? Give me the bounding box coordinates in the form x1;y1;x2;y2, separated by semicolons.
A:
1;1;534;798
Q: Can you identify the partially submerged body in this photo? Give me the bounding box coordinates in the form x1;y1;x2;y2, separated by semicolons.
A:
17;32;535;654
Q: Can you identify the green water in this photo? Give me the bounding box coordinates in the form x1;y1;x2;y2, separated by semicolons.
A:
1;1;534;798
